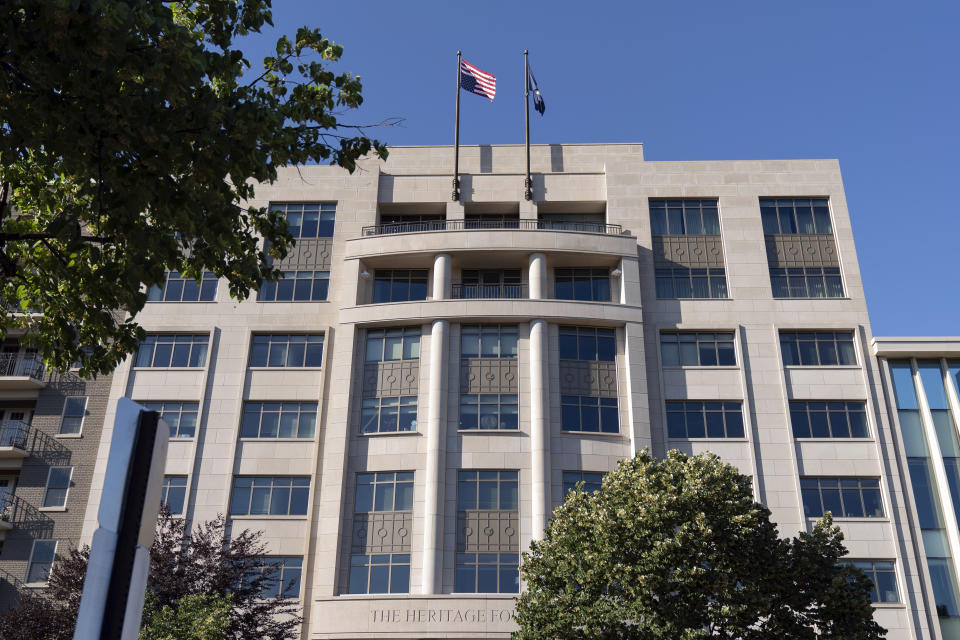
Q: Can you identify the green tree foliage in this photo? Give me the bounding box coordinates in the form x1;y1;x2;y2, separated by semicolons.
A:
514;450;886;640
140;593;232;640
0;0;388;376
0;510;301;640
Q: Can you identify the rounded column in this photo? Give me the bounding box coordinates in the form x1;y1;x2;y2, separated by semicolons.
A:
421;318;448;593
528;252;546;300
529;318;550;539
433;253;451;300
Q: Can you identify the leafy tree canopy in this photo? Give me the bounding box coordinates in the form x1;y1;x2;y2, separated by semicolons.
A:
139;593;232;640
514;450;886;640
0;0;387;377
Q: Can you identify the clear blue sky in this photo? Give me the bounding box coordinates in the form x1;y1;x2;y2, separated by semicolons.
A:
246;1;958;336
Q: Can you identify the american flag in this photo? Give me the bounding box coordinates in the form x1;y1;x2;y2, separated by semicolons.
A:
459;59;496;101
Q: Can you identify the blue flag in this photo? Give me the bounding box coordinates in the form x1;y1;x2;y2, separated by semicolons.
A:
527;65;545;115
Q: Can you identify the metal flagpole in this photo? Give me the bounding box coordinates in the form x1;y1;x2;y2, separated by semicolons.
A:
524;50;532;201
453;51;462;202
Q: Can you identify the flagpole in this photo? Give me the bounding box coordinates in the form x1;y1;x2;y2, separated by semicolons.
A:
524;50;532;201
453;51;462;202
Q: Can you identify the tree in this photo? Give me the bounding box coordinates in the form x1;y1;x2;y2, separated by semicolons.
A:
140;593;232;640
514;450;886;640
0;510;302;640
0;0;388;376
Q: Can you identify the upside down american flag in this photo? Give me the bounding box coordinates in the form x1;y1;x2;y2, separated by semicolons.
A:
459;59;496;100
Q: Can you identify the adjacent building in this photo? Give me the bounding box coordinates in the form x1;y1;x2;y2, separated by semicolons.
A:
1;143;955;639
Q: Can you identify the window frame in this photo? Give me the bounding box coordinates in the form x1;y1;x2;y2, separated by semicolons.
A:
229;476;311;517
139;401;199;439
800;477;885;519
848;560;900;604
759;198;833;235
354;471;414;513
240;402;318;439
365;327;421;362
58;396;88;436
659;331;737;367
454;552;520;594
135;334;209;369
562;471;604;495
460;325;518;359
780;331;858;367
270;202;337;239
558;326;616;362
789;400;870;440
248;333;325;368
248;556;304;599
456;470;519;511
258;270;330;303
146;271;219;303
41;466;72;509
649;199;721;236
26;539;58;585
554;268;612;302
348;553;411;595
655;267;729;299
371;269;429;303
770;267;844;299
161;475;188;515
459;393;519;431
665;401;745;439
561;395;619;434
360;396;418;435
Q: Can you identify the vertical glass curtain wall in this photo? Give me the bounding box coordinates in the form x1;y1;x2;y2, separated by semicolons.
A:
890;360;960;635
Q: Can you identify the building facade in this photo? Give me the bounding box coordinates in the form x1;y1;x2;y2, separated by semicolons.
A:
37;142;935;639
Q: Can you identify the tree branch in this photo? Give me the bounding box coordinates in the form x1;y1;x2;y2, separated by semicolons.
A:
0;233;113;243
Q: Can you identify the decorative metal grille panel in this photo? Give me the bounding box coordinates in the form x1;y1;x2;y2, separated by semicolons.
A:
276;238;333;269
351;512;412;553
559;361;618;397
362;361;420;397
460;359;519;394
457;510;519;552
653;235;725;268
765;235;840;268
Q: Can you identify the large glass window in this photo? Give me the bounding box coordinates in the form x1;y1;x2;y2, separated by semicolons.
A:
559;327;615;362
161;475;187;515
561;396;619;433
790;401;869;439
457;470;518;511
660;332;735;367
361;396;417;434
655;268;728;299
354;472;414;513
140;401;199;438
666;401;744;439
849;561;899;603
780;331;856;366
760;198;832;235
229;477;310;516
136;334;208;368
554;268;611;302
649;199;720;235
147;271;218;302
800;477;884;518
271;202;336;238
455;553;519;594
562;471;604;495
258;270;329;302
249;334;324;368
26;540;57;584
770;267;843;299
366;328;421;362
459;269;523;299
460;325;516;359
58;396;87;435
459;394;518;430
248;556;303;599
42;467;72;508
348;554;411;595
241;402;317;439
373;270;428;303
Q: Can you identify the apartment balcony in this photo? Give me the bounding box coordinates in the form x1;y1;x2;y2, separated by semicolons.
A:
451;283;528;300
0;492;14;540
0;421;30;468
0;352;45;394
361;219;625;236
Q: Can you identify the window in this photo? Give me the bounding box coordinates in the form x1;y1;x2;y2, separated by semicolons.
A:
360;396;417;434
58;397;87;435
249;334;324;368
248;556;303;599
554;268;611;302
136;334;208;368
258;271;329;302
790;401;869;439
559;326;615;362
562;396;619;433
140;401;199;438
780;331;856;366
457;470;519;510
372;269;428;303
760;198;832;235
800;477;884;518
161;476;187;515
849;560;899;603
455;553;519;593
460;325;516;359
649;199;720;235
26;540;57;584
365;328;421;362
230;477;310;516
459;269;523;299
459;394;518;430
241;402;317;439
354;472;414;512
348;554;411;594
655;268;728;299
660;332;735;367
42;467;72;508
666;401;744;439
147;271;218;302
562;471;604;495
771;267;844;299
271;202;336;238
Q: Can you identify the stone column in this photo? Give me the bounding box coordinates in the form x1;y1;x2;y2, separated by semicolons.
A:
433;253;451;300
528;252;546;300
421;318;448;593
529;318;550;539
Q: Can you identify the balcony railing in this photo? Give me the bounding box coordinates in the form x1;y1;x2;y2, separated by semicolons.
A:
0;491;14;524
0;353;44;381
0;421;30;450
361;219;625;236
451;283;528;299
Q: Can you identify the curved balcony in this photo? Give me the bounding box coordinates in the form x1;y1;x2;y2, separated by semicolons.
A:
0;421;30;462
346;222;637;261
0;352;45;393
